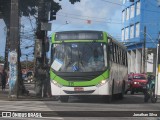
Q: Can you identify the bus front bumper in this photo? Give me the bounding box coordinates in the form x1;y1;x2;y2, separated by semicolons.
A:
50;80;112;96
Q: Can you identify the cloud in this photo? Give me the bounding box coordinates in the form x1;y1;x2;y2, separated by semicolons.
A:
158;0;160;6
52;0;122;38
0;0;123;57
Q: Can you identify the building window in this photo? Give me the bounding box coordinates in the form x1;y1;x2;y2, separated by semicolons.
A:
122;10;125;22
135;22;140;37
130;25;134;39
126;7;130;20
122;29;125;41
136;1;140;16
125;27;129;40
130;4;135;19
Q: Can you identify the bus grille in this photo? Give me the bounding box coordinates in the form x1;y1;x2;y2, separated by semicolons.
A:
63;90;95;94
54;71;104;81
60;76;96;81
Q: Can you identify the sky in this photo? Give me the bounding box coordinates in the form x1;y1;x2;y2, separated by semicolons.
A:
49;0;122;37
0;0;122;60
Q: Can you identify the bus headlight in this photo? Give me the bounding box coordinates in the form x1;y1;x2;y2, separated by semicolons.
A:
51;80;63;88
96;79;108;87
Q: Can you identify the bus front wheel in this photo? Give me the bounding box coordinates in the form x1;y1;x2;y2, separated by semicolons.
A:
119;82;125;99
59;96;69;103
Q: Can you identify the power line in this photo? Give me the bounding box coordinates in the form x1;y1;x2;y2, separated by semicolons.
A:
101;0;160;14
57;14;122;24
58;11;122;22
101;0;122;6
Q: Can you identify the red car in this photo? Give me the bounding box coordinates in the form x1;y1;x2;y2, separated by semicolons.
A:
125;73;148;94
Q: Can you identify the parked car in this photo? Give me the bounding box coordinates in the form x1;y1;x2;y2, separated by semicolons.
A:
125;73;148;94
26;71;34;83
22;71;34;83
22;74;28;82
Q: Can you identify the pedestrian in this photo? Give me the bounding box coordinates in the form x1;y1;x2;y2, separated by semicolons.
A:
35;58;48;98
144;75;156;102
1;69;7;91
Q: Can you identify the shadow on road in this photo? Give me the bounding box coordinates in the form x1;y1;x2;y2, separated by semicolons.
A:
65;93;160;104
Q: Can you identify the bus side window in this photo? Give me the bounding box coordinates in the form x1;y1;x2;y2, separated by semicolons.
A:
119;48;121;65
112;42;115;62
117;46;120;64
109;41;114;62
126;52;128;66
115;45;118;63
51;44;56;64
122;51;125;65
113;44;117;63
120;49;123;65
119;47;121;64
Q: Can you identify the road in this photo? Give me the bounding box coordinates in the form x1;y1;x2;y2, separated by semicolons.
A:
0;83;159;120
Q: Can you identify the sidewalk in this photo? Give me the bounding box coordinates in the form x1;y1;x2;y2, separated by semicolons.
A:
0;85;58;101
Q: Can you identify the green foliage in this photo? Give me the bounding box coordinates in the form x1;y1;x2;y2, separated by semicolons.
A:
19;0;80;17
0;56;4;63
50;0;61;13
19;0;38;16
69;0;80;4
21;60;34;69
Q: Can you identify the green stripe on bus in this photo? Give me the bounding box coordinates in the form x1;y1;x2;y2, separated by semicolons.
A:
50;70;109;87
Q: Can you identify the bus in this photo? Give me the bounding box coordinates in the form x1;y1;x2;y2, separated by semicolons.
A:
50;30;128;102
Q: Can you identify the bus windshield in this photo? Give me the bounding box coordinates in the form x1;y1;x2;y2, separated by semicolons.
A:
51;42;107;72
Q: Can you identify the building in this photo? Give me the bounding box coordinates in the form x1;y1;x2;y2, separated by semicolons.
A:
122;0;160;74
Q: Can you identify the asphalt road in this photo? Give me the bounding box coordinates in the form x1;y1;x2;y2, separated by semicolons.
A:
0;94;160;120
0;83;159;120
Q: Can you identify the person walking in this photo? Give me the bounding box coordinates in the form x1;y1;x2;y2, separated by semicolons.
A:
1;70;7;91
35;58;48;98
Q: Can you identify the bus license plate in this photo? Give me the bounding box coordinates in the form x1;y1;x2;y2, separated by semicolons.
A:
74;87;84;91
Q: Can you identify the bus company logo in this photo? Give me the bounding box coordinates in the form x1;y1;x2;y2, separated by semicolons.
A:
2;112;12;117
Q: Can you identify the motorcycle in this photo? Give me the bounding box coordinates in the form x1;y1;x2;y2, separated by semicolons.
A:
143;80;157;103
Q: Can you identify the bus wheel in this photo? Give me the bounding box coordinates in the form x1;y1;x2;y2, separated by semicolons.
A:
60;96;69;103
119;82;125;99
103;81;114;103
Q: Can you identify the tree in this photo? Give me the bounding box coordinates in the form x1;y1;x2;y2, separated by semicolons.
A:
0;0;81;97
0;56;4;63
0;0;80;26
19;0;80;17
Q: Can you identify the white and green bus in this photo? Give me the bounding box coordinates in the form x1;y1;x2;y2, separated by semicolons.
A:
50;30;128;102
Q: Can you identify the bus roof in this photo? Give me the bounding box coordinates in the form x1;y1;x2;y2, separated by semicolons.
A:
55;30;103;33
52;30;126;50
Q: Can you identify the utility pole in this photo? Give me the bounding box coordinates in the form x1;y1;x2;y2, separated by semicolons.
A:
35;0;48;97
155;34;160;96
9;0;19;98
4;28;9;70
143;26;146;73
